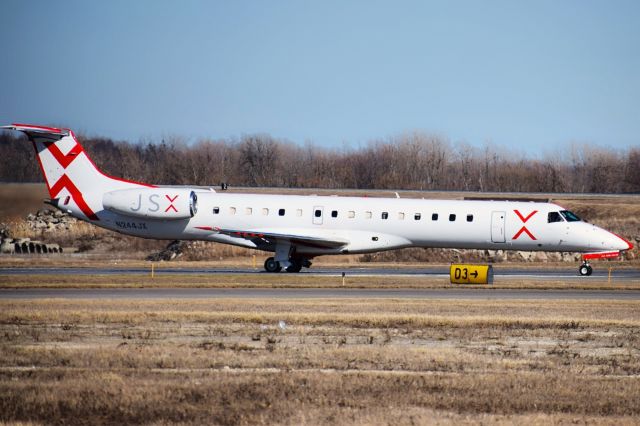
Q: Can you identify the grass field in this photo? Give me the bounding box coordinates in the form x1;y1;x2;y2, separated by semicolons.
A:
1;296;639;424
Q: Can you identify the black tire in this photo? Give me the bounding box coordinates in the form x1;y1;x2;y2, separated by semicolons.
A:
286;259;303;273
579;265;590;276
264;257;281;273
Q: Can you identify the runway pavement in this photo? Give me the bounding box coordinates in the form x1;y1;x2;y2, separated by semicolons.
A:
1;265;638;300
1;287;639;300
2;266;640;280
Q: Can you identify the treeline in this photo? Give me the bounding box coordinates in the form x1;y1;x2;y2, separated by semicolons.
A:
1;131;638;193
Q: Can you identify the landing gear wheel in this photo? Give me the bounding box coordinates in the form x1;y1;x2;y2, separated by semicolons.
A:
264;257;282;273
579;263;593;276
286;258;303;273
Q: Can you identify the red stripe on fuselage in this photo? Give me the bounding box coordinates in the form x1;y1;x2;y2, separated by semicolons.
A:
582;251;621;260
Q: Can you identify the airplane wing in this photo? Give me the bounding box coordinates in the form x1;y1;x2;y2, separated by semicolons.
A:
211;227;349;249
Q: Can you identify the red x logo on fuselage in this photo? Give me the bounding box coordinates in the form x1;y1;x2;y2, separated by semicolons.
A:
512;209;537;240
165;194;179;213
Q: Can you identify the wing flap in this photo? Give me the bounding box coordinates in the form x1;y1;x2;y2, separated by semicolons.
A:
213;227;349;249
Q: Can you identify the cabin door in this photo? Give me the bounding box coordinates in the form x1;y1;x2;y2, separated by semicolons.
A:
313;206;324;225
491;211;506;243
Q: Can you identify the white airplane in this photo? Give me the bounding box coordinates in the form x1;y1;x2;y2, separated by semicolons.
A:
2;123;633;276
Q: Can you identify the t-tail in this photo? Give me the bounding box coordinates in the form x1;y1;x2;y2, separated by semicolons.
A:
1;123;154;221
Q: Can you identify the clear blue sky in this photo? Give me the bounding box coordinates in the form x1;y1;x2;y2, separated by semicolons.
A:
1;0;639;154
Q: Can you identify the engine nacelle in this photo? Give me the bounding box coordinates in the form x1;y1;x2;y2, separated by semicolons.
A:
103;188;198;220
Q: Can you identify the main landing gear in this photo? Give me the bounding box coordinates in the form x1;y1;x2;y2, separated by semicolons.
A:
263;256;311;273
578;260;593;276
264;257;282;273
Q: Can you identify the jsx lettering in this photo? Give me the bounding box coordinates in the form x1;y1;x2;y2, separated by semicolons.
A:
130;193;178;213
512;209;537;240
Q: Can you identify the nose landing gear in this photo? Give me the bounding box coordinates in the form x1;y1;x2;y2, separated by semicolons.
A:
578;261;593;276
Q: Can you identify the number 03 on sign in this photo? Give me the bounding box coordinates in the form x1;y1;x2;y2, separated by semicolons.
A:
450;264;494;285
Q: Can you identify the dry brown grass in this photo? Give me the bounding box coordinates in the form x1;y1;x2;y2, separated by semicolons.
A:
1;298;639;424
0;183;48;222
1;270;640;292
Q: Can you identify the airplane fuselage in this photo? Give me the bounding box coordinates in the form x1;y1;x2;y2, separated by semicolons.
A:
95;191;627;256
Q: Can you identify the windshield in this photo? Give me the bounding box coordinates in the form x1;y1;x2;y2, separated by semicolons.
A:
547;212;564;223
560;210;581;222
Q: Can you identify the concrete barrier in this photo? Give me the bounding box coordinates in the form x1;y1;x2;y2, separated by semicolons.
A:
45;244;61;254
0;240;14;254
0;238;63;255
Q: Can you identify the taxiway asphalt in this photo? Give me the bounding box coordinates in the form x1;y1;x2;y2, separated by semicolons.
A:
2;266;640;280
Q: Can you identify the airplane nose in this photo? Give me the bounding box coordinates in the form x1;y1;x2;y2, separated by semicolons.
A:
604;230;634;252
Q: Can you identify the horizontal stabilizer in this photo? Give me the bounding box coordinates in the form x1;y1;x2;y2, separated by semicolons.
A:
1;123;69;139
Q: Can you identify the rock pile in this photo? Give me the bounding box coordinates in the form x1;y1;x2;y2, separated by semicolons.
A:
485;250;582;263
146;240;186;261
26;209;77;232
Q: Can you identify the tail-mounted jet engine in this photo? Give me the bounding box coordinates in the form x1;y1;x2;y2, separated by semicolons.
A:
103;188;198;220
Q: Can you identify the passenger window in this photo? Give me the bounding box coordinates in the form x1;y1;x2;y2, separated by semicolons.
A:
348;211;355;218
381;212;389;220
449;214;456;221
213;207;220;214
466;214;473;222
278;208;285;216
548;212;563;223
331;210;338;218
398;212;405;220
432;213;438;221
365;211;372;219
262;208;269;216
229;207;236;215
414;213;421;220
296;209;303;217
245;207;252;215
314;209;322;218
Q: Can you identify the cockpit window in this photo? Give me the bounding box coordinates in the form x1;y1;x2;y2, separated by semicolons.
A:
560;210;581;222
547;212;563;223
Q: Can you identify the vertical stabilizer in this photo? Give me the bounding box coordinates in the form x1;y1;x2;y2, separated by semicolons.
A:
1;123;153;221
